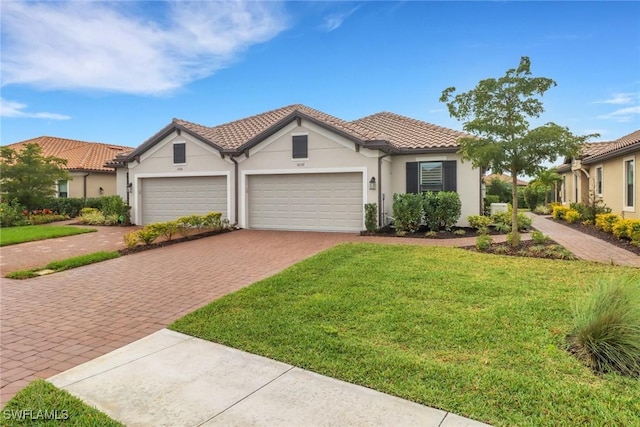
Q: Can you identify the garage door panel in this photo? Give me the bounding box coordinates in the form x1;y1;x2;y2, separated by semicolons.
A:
141;176;227;224
248;173;362;232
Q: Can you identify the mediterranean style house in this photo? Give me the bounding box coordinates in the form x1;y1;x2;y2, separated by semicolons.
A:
556;129;640;219
4;136;131;199
108;104;482;230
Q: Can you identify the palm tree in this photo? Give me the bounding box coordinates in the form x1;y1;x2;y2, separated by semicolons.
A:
533;169;562;205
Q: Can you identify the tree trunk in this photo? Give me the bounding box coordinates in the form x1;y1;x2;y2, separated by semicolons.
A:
510;173;520;247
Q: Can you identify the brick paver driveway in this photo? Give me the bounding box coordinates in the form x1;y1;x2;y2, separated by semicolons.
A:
0;228;511;405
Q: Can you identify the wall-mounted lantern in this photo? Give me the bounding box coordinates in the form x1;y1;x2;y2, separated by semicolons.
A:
99;187;104;195
369;177;376;191
127;182;133;193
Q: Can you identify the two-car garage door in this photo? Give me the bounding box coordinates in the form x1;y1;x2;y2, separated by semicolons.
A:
140;176;227;224
248;173;363;232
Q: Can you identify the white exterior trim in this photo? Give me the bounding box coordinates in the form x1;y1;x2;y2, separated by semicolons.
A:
623;155;635;212
133;171;231;225
594;164;604;197
239;167;368;229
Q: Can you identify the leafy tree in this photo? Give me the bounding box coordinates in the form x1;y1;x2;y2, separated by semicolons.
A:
486;177;513;203
532;168;562;206
440;56;596;246
0;143;69;213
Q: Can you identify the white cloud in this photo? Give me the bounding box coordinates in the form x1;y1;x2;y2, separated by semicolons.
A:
0;98;71;120
322;5;360;32
597;106;640;123
0;1;288;95
593;92;638;105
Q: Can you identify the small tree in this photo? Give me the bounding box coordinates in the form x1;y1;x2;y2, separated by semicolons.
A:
440;56;596;246
532;168;562;206
0;143;68;213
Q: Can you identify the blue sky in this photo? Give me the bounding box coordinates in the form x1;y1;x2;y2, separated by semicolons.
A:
1;1;639;150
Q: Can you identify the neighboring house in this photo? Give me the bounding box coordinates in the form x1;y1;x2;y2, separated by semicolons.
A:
483;173;529;187
4;136;131;199
556;129;640;218
109;104;482;230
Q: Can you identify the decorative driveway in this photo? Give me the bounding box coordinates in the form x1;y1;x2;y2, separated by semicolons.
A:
0;229;493;405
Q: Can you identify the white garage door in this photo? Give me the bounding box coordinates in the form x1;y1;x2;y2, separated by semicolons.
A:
248;173;363;232
141;176;227;224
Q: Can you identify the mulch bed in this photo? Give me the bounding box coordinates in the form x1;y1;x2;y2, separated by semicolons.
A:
462;239;577;260
118;229;234;256
549;218;640;256
361;226;501;239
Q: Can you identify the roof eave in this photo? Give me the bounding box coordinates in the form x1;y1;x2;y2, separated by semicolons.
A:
390;146;460;155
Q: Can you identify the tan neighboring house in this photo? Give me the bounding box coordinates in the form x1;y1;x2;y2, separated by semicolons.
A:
4;136;131;199
483;173;529;187
109;104;482;229
556;129;640;219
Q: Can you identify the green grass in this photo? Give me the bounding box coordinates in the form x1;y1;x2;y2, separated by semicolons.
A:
6;251;120;279
1;379;123;426
0;225;95;246
170;243;640;427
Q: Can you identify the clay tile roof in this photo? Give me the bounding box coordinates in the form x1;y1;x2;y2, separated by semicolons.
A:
174;104;385;150
3;136;131;172
582;129;640;162
351;112;469;150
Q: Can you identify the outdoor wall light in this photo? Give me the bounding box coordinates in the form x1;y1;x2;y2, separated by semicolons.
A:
127;182;133;193
99;187;104;195
369;177;376;190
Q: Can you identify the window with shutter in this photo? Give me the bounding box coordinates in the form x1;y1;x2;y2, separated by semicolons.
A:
292;135;308;159
420;162;443;192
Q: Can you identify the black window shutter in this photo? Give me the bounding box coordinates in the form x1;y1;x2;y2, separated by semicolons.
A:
173;143;186;163
406;162;419;193
292;135;308;158
443;161;457;192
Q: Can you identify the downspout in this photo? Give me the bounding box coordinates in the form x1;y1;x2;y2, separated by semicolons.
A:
377;152;390;227
83;173;90;199
230;157;239;226
126;172;130;205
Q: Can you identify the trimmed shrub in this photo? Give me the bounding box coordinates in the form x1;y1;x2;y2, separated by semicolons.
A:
552;205;571;220
436;191;462;231
570;201;611;223
475;234;493;251
123;231;139;249
453;229;466;236
468;215;491;234
364;203;377;232
565;209;581;224
28;214;68;225
491;210;531;232
0;199;26;227
393;193;422;233
568;276;640;377
202;212;223;230
531;230;550;244
100;195;130;224
149;221;180;241
595;213;621;233
533;205;551;215
136;228;159;245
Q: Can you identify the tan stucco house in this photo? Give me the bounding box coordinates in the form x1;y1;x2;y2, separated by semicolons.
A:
109;104;482;230
556;129;640;219
4;136;131;199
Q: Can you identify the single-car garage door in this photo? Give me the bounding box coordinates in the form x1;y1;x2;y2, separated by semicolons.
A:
140;176;227;224
248;173;363;232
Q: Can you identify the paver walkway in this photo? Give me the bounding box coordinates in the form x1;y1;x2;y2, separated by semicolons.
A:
0;222;139;273
0;229;496;405
528;213;640;267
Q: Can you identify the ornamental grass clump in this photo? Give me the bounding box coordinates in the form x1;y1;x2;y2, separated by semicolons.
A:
568;276;640;377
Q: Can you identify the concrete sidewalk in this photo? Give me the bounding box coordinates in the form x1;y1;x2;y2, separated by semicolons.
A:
49;329;491;427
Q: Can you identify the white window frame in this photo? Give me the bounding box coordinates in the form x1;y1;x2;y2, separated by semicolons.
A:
623;156;635;212
595;165;604;197
419;161;444;192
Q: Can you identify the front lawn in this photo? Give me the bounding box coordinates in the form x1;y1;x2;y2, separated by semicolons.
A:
171;244;640;427
0;225;96;246
1;379;123;426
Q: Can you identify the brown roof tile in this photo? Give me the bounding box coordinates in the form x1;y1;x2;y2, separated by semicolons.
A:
174;104;385;150
4;136;131;172
483;173;529;186
351;112;469;150
582;130;640;162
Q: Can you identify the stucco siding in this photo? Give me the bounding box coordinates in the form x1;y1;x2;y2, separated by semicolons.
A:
390;154;480;227
67;172;117;198
591;151;639;218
